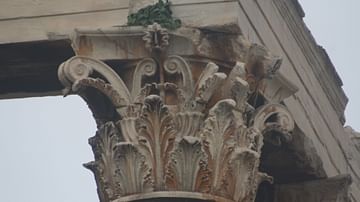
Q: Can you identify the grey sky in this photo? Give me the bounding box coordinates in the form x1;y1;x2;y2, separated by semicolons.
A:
0;1;359;202
0;96;98;202
299;0;360;131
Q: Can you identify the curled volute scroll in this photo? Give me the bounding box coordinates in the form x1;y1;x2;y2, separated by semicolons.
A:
58;56;160;119
58;56;132;121
164;55;195;100
58;56;131;108
250;103;295;145
132;58;157;102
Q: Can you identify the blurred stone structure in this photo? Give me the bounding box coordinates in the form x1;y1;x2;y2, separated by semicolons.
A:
0;0;358;202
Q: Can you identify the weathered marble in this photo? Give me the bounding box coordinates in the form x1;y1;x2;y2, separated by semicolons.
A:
0;0;358;201
58;19;296;201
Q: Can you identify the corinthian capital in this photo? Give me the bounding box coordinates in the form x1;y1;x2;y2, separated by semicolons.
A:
58;17;296;201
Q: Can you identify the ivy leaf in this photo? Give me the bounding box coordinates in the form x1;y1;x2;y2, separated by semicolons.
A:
127;0;181;30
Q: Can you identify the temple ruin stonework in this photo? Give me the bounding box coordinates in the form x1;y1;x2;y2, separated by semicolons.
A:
1;0;359;202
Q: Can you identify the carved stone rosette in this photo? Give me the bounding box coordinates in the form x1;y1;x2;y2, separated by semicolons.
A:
58;24;295;202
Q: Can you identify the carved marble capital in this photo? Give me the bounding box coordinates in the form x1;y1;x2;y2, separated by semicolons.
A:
58;23;297;202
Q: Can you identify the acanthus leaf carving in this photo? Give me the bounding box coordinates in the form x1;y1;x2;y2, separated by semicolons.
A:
83;122;123;201
165;136;211;192
221;62;250;114
196;62;227;106
201;99;238;196
197;62;220;90
136;95;176;190
175;112;204;138
84;122;154;200
74;78;126;110
197;72;227;109
225;148;260;202
113;142;154;196
163;56;228;112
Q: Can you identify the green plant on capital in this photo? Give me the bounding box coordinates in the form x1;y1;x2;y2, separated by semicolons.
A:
127;0;181;30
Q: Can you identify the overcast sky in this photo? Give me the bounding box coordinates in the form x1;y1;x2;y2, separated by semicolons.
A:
298;0;360;131
0;1;359;202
